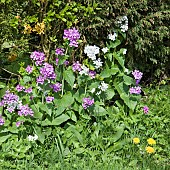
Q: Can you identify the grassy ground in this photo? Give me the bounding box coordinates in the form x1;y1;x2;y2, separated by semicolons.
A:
0;85;169;170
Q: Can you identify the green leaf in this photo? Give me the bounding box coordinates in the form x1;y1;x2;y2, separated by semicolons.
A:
23;76;31;84
100;64;111;78
114;53;125;68
112;125;124;142
94;105;108;116
51;114;70;125
63;67;75;88
54;92;74;116
105;88;115;100
123;75;133;85
108;39;121;49
0;82;6;88
0;134;11;144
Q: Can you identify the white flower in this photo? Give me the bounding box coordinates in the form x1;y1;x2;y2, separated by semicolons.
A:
123;49;127;55
91;88;95;93
84;45;100;60
93;58;103;69
28;134;38;141
73;84;77;88
79;65;89;75
120;24;128;32
28;135;34;141
98;81;108;91
108;32;117;41
33;134;38;140
116;15;128;32
96;91;101;95
102;47;108;54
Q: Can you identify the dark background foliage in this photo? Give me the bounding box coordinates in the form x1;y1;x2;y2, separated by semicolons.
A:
0;0;169;83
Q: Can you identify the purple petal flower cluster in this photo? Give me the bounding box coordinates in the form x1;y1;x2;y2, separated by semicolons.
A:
64;60;69;66
72;61;82;72
30;51;45;66
143;106;149;114
129;86;141;94
82;97;94;109
16;84;25;92
50;83;62;92
26;65;33;74
0;90;19;113
16;121;23;127
36;75;45;84
63;28;80;47
18;104;34;116
25;87;32;93
40;63;56;80
0;116;5;126
46;96;54;103
55;48;65;55
132;70;143;84
89;70;96;79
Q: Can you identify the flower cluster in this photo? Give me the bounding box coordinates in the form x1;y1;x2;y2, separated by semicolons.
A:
30;51;45;66
40;63;56;80
102;47;108;54
82;97;94;109
50;83;62;92
16;84;25;92
55;48;65;56
129;86;141;94
0;90;19;113
143;106;149;114
116;16;128;32
72;61;82;72
108;32;117;41
97;81;108;95
84;45;103;69
26;65;33;74
46;96;54;103
18;104;34;116
132;70;143;85
63;28;80;47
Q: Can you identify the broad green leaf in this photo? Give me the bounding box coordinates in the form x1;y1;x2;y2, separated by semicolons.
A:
94;105;108;116
63;67;75;88
67;111;77;122
0;86;7;98
0;82;6;88
51;114;70;125
123;75;134;85
23;76;31;84
0;134;11;144
105;88;115;100
108;39;121;49
100;64;111;78
114;53;125;68
34;126;45;144
112;125;124;142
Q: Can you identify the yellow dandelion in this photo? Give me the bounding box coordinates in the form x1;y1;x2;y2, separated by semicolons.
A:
23;24;32;34
33;21;45;35
147;138;156;145
146;146;155;154
133;138;140;144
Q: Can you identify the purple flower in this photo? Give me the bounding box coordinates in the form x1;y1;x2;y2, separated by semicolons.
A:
25;87;32;93
63;28;80;47
46;96;54;103
16;121;23;127
89;70;96;79
64;60;69;66
30;51;45;66
18;104;34;116
55;48;65;55
82;97;94;109
129;86;141;94
143;106;149;114
40;63;56;80
56;58;59;65
26;65;33;74
0;116;5;125
132;70;143;80
72;61;82;72
50;83;62;92
16;84;25;92
36;75;45;84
